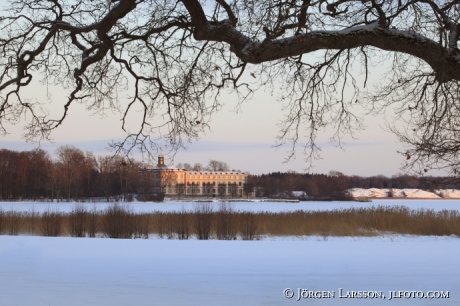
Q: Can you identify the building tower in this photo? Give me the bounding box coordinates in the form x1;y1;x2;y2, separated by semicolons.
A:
157;154;165;167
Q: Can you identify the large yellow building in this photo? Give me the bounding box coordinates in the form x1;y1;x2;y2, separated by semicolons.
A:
140;155;248;198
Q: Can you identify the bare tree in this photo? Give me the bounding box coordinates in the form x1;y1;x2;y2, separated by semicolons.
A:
96;156;116;202
2;0;460;176
217;183;227;198
203;182;214;196
82;152;97;198
175;183;186;199
55;145;85;200
243;182;254;199
207;160;229;171
47;162;62;201
228;183;238;198
387;188;395;198
190;182;200;197
192;163;202;171
160;171;177;195
116;157;140;201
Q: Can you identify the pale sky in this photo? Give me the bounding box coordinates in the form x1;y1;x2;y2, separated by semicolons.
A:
1;80;412;176
0;0;424;177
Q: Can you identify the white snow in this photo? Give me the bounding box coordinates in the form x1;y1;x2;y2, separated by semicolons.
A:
1;198;460;213
292;191;307;197
347;188;460;199
436;189;460;198
350;187;387;198
0;235;458;305
1;200;459;304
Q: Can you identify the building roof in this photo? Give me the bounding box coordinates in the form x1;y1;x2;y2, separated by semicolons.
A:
141;167;246;174
185;170;245;174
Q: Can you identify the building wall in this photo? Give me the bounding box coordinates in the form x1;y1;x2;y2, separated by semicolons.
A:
182;170;246;197
139;155;249;198
141;169;247;197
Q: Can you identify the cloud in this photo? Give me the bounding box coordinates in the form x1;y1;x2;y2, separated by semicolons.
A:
183;139;386;153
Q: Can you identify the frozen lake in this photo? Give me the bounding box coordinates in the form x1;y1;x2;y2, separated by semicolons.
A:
1;200;459;305
1;199;460;213
0;235;458;306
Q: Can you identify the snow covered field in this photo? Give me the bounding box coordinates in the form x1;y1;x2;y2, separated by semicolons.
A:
1;199;460;213
0;235;459;306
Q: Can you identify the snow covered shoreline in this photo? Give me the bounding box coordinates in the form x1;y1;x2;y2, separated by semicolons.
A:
348;188;460;199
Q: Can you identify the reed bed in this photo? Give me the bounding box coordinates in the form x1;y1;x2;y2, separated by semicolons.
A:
0;203;459;239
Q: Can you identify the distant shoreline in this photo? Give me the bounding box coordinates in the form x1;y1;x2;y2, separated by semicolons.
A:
355;197;460;200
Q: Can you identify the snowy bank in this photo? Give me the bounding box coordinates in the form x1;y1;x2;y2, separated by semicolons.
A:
348;188;460;199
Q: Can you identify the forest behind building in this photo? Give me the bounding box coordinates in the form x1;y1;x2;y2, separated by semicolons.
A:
0;147;458;201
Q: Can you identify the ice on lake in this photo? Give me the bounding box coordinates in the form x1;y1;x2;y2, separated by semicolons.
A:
1;199;460;213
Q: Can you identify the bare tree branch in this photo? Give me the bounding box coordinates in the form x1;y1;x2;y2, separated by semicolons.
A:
1;0;460;175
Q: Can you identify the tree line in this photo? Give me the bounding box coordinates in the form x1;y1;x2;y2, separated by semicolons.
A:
176;160;240;172
1;147;458;201
248;171;460;200
0;147;139;201
0;148;240;201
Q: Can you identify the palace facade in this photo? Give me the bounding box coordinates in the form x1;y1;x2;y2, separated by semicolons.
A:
140;155;249;198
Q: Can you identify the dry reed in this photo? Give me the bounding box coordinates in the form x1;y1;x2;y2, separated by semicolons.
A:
41;208;62;237
1;204;459;239
0;207;4;234
103;203;135;238
69;203;87;237
215;202;236;240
